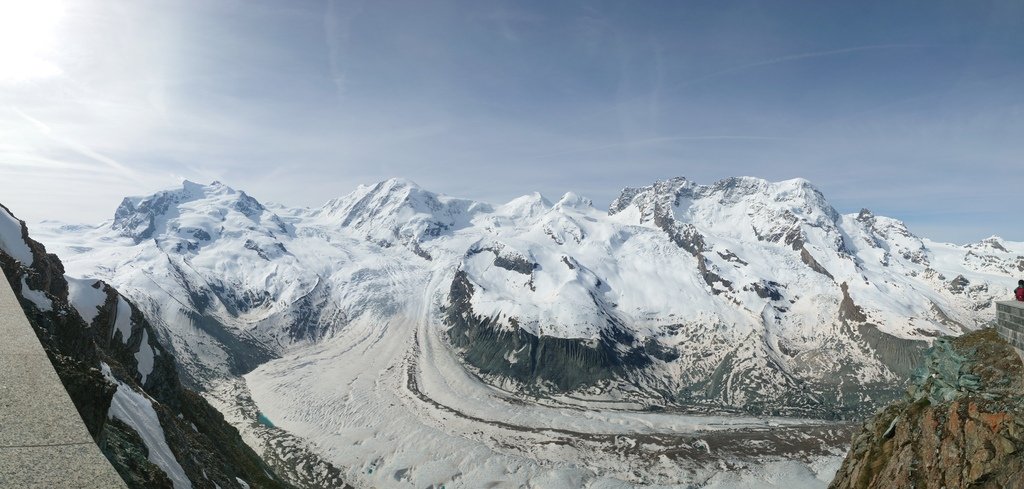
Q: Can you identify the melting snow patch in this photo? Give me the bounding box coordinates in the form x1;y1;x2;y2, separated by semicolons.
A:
19;276;52;312
113;296;133;342
135;329;155;384
0;208;32;264
67;277;106;325
108;382;192;488
100;362;115;382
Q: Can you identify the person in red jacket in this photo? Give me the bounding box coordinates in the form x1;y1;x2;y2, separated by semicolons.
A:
1016;280;1024;301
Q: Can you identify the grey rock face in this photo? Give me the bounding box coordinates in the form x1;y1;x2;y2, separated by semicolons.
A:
444;270;649;392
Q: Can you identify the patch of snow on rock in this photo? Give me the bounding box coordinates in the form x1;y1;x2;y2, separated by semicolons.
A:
19;276;51;312
135;329;155;384
66;277;106;325
108;382;192;488
113;296;133;343
0;207;32;264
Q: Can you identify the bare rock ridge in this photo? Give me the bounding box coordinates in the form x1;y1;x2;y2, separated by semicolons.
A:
829;328;1024;489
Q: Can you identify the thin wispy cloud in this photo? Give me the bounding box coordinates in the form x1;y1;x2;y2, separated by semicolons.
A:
12;108;141;181
323;0;363;102
0;0;1020;243
670;44;936;90
532;135;795;159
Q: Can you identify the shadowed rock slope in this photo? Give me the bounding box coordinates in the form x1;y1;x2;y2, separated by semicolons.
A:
830;328;1024;489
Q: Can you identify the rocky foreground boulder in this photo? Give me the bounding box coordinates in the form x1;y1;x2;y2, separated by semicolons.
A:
830;328;1024;489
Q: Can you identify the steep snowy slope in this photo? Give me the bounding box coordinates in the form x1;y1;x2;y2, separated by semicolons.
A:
39;181;334;386
35;177;1021;418
311;177;492;259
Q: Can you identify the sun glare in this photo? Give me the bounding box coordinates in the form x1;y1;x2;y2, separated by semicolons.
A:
0;0;65;83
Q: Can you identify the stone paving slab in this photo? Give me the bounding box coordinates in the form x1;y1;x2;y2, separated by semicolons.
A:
0;353;97;447
0;443;126;488
0;278;126;487
0;286;49;359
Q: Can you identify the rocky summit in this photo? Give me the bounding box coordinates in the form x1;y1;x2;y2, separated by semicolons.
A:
830;328;1024;489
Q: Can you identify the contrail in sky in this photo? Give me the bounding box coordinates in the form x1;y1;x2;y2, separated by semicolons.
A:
532;135;793;159
671;44;934;89
12;107;142;181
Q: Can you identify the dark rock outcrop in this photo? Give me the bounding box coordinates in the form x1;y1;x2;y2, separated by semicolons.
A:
444;270;649;392
830;328;1024;489
104;418;176;488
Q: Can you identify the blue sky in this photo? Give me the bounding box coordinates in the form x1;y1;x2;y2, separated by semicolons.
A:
1;0;1022;242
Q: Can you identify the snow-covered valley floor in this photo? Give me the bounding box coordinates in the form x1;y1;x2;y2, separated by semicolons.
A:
243;268;850;488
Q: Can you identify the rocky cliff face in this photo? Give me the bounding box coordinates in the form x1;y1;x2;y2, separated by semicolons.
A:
0;203;332;489
830;328;1024;489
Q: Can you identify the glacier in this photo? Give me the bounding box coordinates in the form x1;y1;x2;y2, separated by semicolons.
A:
32;176;1023;487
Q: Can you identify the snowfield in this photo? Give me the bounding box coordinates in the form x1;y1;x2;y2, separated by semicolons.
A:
34;176;1023;488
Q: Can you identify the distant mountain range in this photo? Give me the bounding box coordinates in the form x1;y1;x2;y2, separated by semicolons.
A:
30;176;1023;419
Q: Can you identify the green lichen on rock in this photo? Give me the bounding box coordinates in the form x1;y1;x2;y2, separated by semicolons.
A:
907;336;983;403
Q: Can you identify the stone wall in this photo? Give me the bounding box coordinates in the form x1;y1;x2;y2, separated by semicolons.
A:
0;279;126;487
996;301;1024;360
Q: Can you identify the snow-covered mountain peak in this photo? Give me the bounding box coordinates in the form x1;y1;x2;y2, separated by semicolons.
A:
496;192;552;220
970;236;1011;253
316;178;492;252
554;191;593;210
611;176;833;214
606;176;841;252
699;176;838;220
182;178;230;193
321;178;441;220
111;179;283;246
856;208;875;221
851;208;916;237
608;176;693;217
